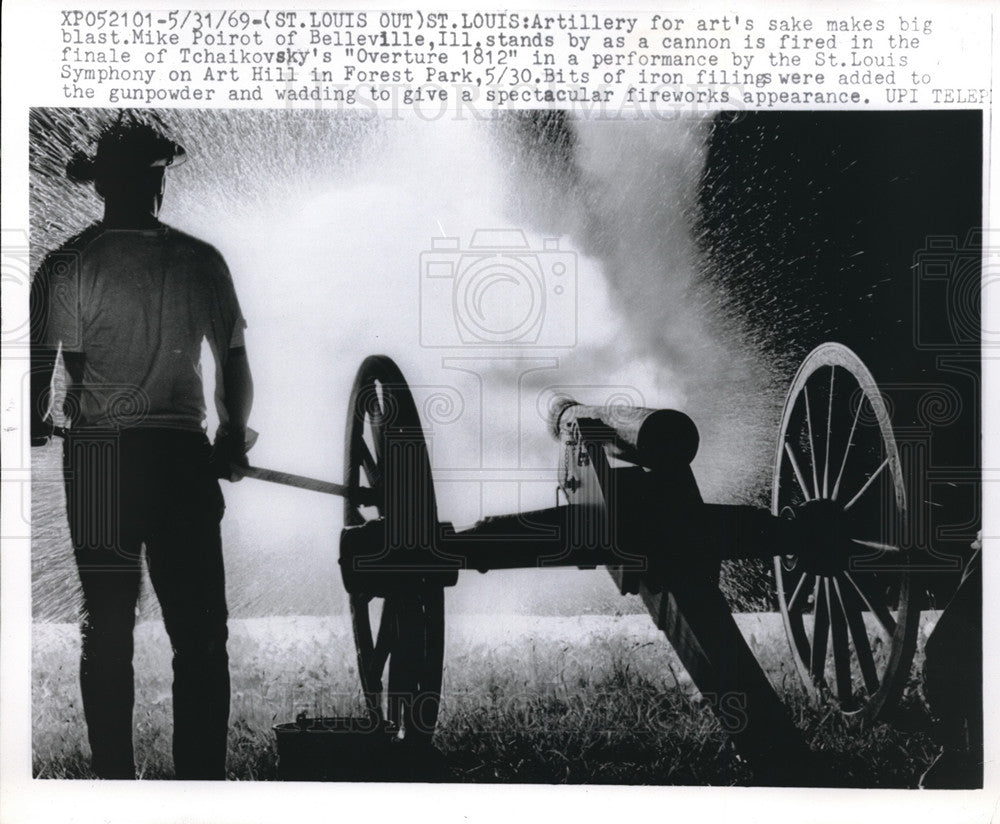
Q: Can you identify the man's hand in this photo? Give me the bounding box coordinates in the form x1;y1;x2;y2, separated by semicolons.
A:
212;424;250;482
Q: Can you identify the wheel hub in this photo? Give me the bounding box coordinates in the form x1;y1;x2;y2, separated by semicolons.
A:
786;498;853;576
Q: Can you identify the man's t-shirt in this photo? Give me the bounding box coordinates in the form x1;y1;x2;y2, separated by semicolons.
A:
34;223;246;432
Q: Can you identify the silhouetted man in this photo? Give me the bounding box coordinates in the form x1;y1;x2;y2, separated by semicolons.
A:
30;118;253;779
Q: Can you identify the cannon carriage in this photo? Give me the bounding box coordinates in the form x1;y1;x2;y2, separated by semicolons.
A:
250;341;932;780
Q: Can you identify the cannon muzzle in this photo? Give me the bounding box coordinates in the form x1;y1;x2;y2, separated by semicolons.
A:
549;397;699;468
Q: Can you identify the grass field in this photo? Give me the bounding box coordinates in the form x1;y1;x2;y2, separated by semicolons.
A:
32;612;942;786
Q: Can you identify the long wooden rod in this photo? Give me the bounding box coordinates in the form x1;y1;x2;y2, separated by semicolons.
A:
243;465;352;497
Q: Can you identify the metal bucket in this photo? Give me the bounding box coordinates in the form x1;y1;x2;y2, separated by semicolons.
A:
273;715;393;781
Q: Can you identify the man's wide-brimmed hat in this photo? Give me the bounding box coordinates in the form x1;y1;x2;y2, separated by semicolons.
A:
66;119;186;183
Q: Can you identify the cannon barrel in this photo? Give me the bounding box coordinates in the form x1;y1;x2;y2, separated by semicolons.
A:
549;397;699;468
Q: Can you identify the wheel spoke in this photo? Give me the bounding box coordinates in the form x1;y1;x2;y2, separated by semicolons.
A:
842;571;896;638
360;381;386;461
368;598;396;689
369;411;385;461
352;596;374;662
835;576;880;694
387;597;423;734
810;576;830;683
831;393;864;501
357;437;380;486
828;577;854;704
843;457;890;511
783;442;813;502
350;595;382;718
787;571;813;612
823;367;835;498
803;386;821;499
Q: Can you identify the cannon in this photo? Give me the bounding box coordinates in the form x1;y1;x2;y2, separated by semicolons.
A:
247;342;922;780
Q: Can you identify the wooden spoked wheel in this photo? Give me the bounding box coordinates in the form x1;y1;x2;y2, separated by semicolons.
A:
343;355;445;743
773;343;919;719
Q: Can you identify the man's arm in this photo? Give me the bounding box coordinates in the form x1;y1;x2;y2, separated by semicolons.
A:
213;345;254;481
29;267;57;446
220;346;253;432
207;247;252;480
